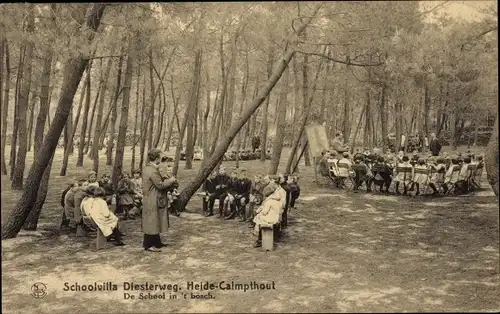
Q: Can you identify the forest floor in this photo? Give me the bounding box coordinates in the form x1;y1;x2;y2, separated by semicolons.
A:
1;147;499;313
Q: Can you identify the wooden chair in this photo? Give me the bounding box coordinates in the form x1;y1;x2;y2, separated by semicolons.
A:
473;164;483;188
445;165;461;195
336;162;354;189
466;164;478;191
395;166;413;191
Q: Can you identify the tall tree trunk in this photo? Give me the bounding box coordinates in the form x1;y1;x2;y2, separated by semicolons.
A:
106;48;124;166
1;38;10;175
139;73;148;169
27;91;37;152
177;50;202;173
1;3;106;239
485;117;498;197
450;112;457;151
351;106;366;153
10;45;24;177
112;38;135;188
153;82;164;148
235;48;250;168
269;66;289;175
163;78;178;152
84;85;100;155
147;47;155;151
130;63;141;173
76;62;92;167
260;48;273;162
12;6;35;190
342;59;351;144
91;52;113;172
379;84;387;152
22;5;57;230
60;73;89;176
202;70;211;159
242;76;257;150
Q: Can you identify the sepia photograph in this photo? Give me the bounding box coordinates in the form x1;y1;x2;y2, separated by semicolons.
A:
0;1;498;313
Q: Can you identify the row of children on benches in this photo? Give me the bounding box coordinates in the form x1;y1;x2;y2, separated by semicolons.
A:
321;150;484;196
60;166;180;244
200;168;301;248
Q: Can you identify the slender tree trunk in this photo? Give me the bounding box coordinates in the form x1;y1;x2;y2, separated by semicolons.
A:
91;52;113;172
202;70;211;159
12;6;35;190
139;73;148;169
131;63;141;173
177;50;202;173
147;48;155;151
107;48;124;166
342;62;351;144
112;38;135;187
10;45;24;177
351;107;366;153
485;117;498;197
260;48;273;162
76;62;92;167
163;78;178;152
84;85;100;155
27;91;37;152
1;3;106;239
235;48;250;168
269;66;289;175
379;84;387;152
1;38;10;175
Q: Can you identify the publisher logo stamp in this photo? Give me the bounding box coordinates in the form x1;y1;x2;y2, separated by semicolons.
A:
31;282;47;299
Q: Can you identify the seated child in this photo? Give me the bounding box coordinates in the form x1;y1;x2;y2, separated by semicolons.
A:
80;186;125;246
98;173;115;205
60;180;77;229
370;156;393;193
224;170;240;220
428;157;446;195
410;158;429;196
444;158;460;185
202;172;218;217
116;173;135;220
247;175;266;224
335;152;353;186
394;156;412;195
351;155;372;192
252;175;287;248
457;156;471;194
287;175;301;210
87;170;100;188
235;170;252;222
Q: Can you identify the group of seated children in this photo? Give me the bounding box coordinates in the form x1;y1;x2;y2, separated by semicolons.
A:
201;167;301;248
60;163;182;238
320;149;484;197
60;170;143;238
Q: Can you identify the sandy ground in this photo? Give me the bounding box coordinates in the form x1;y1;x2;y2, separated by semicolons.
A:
1;148;499;313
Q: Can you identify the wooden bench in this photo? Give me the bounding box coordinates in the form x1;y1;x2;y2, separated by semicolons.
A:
77;215;108;251
197;192;219;212
261;224;275;251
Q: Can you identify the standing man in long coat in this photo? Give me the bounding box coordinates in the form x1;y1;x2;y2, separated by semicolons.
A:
429;132;442;157
142;148;177;252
